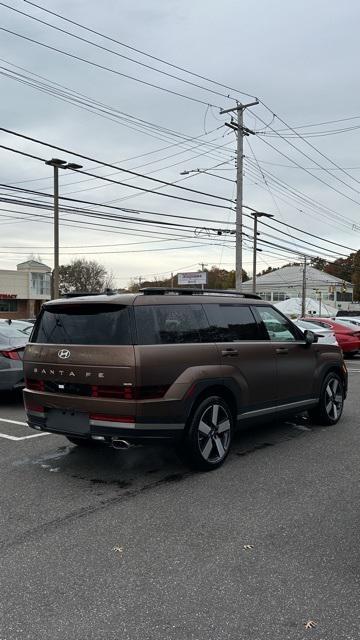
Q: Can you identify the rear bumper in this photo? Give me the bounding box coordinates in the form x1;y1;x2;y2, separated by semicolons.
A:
26;412;184;442
23;387;187;441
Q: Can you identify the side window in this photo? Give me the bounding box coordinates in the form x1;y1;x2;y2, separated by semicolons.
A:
135;304;209;344
256;306;298;342
203;304;259;342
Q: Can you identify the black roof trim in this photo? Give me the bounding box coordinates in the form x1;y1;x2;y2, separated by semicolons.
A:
61;289;116;298
140;287;262;299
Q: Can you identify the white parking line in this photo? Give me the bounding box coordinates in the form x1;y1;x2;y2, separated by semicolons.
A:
0;417;27;426
0;432;49;441
0;417;50;441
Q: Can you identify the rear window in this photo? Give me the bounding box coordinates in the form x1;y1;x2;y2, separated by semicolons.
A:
135;304;209;344
31;304;131;345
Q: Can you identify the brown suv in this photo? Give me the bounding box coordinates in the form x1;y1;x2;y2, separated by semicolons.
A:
23;288;347;470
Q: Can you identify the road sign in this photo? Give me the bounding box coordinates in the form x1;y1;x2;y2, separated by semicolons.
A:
178;271;207;286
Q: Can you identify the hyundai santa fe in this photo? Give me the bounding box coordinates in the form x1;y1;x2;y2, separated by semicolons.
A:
23;288;348;470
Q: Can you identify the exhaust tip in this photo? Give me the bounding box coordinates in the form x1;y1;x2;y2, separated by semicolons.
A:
111;438;131;450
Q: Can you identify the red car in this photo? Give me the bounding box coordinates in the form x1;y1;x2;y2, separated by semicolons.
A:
302;317;360;357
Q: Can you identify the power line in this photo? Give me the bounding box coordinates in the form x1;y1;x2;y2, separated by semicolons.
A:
248;208;357;252
244;157;358;229
0;59;235;160
254;131;360;208
21;0;257;100
0;128;235;206
0;190;351;262
0;26;221;109
251;108;360;195
1;2;234;103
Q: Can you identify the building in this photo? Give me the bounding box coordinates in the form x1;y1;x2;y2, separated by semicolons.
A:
0;260;51;319
241;265;354;309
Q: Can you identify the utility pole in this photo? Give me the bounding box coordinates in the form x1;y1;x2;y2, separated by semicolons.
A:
220;100;259;290
301;256;307;317
251;211;274;294
53;164;59;300
45;158;83;299
199;262;208;290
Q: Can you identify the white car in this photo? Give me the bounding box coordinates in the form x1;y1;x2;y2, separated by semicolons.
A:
293;319;338;345
331;316;360;328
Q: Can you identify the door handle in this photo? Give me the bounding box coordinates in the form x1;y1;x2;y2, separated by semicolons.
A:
276;347;289;354
221;348;238;357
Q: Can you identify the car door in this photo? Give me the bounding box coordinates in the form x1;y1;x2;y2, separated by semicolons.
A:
203;303;278;415
253;305;317;408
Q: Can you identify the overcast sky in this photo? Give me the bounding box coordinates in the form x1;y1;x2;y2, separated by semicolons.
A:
0;0;359;287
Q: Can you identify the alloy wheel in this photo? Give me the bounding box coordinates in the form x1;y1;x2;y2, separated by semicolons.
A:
325;377;344;421
197;402;231;463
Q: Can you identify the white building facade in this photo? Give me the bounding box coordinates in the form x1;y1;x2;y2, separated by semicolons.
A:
241;265;354;310
0;260;51;319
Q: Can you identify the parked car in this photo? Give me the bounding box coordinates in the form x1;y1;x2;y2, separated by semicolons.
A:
301;317;360;357
0;324;28;391
0;319;34;334
23;289;347;470
330;316;360;328
293;319;338;345
336;310;360;318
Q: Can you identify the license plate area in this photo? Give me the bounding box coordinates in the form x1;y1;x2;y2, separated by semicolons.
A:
46;409;89;434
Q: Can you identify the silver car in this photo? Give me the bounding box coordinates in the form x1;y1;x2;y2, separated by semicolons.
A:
293;319;338;345
0;325;28;391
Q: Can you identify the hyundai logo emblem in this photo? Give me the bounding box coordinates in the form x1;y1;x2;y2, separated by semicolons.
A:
58;349;71;360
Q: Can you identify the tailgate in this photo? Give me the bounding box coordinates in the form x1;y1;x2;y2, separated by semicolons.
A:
24;343;136;392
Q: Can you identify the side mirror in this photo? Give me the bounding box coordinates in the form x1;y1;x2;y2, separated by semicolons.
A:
304;329;318;345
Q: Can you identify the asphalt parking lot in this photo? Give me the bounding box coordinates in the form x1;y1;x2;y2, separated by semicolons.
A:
0;359;359;640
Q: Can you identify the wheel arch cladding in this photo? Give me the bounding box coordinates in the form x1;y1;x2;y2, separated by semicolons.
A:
185;383;238;432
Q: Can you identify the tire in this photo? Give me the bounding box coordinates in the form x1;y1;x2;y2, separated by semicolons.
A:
309;372;344;426
66;436;99;447
184;395;233;471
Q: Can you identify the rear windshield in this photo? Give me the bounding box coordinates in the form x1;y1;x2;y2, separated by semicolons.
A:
31;304;131;345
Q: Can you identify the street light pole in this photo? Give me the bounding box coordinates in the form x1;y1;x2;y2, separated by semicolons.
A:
251;211;274;294
45;158;83;299
53;164;59;299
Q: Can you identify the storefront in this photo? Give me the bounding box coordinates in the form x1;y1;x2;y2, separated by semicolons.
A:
0;260;51;319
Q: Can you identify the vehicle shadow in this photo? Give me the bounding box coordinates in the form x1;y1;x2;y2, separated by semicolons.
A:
23;415;316;492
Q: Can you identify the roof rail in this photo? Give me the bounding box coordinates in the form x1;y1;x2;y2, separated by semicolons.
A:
139;287;262;300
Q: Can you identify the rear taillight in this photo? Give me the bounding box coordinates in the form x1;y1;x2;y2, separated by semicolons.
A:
91;385;169;400
91;385;134;400
0;349;22;360
26;378;45;391
90;414;135;423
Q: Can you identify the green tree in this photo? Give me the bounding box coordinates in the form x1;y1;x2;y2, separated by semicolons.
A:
310;257;328;271
59;259;114;295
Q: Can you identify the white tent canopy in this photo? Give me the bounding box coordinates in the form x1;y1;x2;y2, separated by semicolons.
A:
274;297;337;318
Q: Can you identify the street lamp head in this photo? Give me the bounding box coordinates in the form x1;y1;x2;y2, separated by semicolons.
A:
45;158;67;167
65;162;83;170
251;211;275;219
